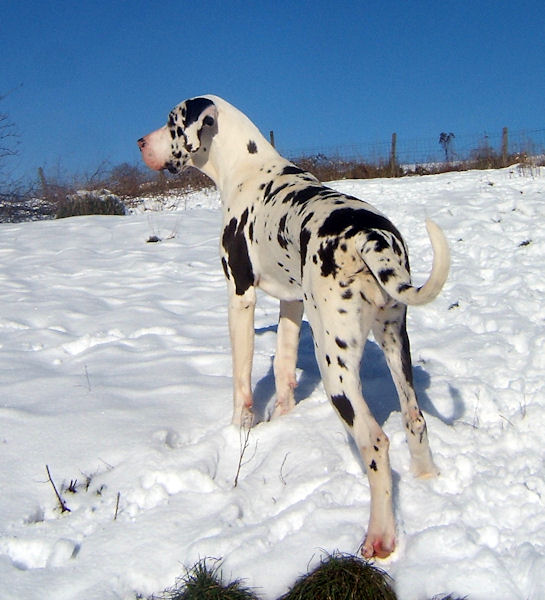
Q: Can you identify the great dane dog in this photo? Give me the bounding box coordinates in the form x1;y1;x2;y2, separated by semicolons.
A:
138;95;450;558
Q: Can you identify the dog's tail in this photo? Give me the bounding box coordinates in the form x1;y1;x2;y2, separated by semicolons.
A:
361;219;450;306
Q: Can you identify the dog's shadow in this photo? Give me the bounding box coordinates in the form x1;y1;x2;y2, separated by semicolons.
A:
253;320;463;427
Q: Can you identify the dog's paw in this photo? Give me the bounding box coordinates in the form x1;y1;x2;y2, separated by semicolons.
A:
232;406;255;429
361;533;396;559
411;457;440;479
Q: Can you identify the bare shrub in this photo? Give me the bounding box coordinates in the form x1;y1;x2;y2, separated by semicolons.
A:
468;135;502;169
292;154;397;182
108;162;148;198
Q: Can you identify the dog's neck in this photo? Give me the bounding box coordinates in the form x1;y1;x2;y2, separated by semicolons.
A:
194;96;287;196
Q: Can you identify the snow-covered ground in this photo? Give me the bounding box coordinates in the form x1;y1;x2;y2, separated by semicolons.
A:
1;166;544;599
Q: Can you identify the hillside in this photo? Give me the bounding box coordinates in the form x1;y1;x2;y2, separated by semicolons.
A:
1;166;544;599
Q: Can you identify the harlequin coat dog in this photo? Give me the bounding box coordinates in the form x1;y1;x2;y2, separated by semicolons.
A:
138;95;450;559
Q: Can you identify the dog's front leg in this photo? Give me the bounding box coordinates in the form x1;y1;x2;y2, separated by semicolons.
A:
228;286;257;427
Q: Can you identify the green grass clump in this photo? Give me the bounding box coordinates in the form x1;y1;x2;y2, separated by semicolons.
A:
278;552;397;600
158;559;260;600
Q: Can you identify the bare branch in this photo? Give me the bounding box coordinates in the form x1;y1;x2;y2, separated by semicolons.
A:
114;492;121;520
279;452;290;486
45;465;71;513
233;425;258;488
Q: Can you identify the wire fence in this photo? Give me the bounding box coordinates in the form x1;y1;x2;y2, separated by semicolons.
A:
282;126;545;167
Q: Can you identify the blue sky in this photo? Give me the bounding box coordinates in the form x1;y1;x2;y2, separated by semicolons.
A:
2;0;544;181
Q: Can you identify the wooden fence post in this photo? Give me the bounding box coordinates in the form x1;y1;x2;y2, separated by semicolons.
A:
389;133;398;177
269;130;275;148
501;127;508;166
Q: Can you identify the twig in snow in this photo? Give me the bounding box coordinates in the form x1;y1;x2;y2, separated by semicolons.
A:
233;425;258;488
46;465;71;513
234;426;251;488
499;414;514;428
114;492;120;520
279;452;290;486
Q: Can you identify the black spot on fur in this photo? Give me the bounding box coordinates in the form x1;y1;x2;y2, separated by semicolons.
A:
266;182;291;203
326;354;331;366
317;239;339;278
391;237;403;256
379;268;395;283
331;393;354;426
367;231;390;253
247;140;258;154
318;207;403;243
335;337;348;349
281;165;305;175
262;180;274;203
221;257;229;279
283;186;324;207
337;356;347;369
221;209;254;295
301;212;314;229
183;97;214;127
369;460;378;471
399;313;414;385
277;214;289;249
299;228;311;277
360;291;370;304
341;288;353;300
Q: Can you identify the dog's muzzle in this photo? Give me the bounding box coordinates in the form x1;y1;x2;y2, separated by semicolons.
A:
137;130;169;171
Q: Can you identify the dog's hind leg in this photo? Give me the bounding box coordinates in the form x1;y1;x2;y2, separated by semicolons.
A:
372;304;439;478
304;285;396;558
272;300;304;418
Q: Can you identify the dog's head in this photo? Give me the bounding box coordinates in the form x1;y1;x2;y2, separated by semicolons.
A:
138;96;218;173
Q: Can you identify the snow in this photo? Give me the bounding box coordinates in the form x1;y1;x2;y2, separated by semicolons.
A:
1;166;544;599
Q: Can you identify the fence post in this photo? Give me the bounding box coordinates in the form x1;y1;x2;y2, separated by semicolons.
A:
269;130;275;148
389;133;398;177
501;127;508;166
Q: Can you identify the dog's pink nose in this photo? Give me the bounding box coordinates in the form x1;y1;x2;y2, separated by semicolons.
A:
137;129;166;171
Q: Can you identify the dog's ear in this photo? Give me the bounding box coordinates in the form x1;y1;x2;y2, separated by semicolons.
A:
183;97;218;152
